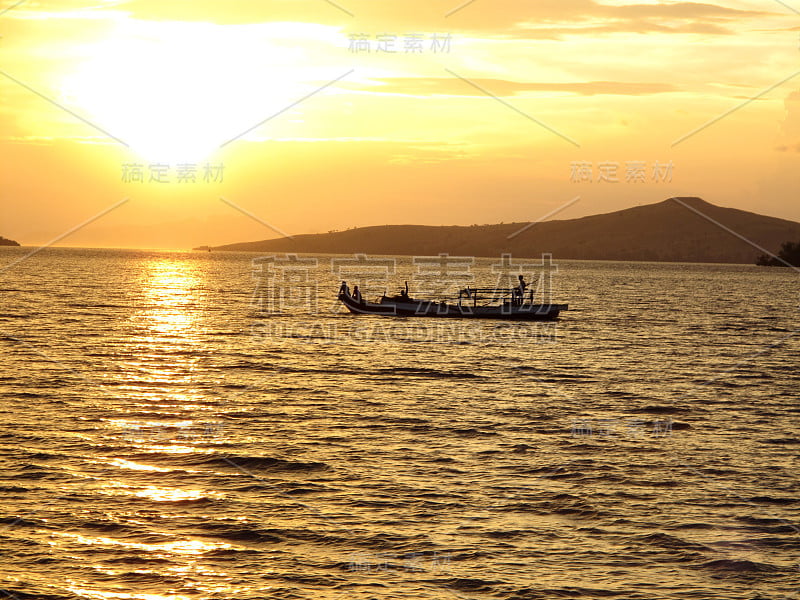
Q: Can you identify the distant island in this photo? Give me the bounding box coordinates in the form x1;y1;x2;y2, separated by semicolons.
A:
756;240;800;267
0;236;20;247
197;197;800;265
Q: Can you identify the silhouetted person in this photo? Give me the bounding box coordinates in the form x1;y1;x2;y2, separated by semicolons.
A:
353;285;362;303
515;275;527;305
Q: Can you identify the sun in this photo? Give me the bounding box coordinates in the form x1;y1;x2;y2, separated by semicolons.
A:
60;21;322;164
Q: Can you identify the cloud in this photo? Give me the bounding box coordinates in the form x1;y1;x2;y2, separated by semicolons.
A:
13;0;770;40
450;0;770;39
352;77;679;97
503;1;770;39
511;20;733;39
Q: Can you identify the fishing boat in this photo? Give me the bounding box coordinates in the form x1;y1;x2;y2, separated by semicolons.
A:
338;281;568;321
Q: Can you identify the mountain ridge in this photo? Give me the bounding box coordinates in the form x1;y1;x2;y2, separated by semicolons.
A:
196;197;800;264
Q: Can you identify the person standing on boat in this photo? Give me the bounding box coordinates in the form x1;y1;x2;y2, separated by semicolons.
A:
516;275;528;305
339;281;350;297
353;285;363;303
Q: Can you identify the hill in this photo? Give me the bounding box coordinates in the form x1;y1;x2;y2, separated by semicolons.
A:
0;236;20;247
198;198;800;264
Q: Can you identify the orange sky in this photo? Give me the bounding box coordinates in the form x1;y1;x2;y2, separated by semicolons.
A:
1;0;798;249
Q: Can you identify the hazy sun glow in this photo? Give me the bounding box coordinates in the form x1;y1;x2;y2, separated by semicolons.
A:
60;21;331;163
1;1;798;246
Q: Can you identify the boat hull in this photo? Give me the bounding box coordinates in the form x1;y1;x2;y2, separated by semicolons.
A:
339;292;566;321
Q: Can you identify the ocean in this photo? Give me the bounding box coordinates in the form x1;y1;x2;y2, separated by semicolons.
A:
1;247;798;600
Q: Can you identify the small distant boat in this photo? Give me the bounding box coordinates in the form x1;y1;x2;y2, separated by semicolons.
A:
338;281;568;321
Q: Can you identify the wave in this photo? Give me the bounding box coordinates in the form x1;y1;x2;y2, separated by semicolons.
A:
628;405;692;414
8;471;60;480
745;496;798;505
0;590;78;600
635;532;711;551
760;437;800;445
670;522;716;530
450;428;498;437
502;586;626;599
441;578;501;593
738;536;800;549
699;559;780;573
219;361;483;380
736;516;794;527
621;478;681;488
205;453;331;473
203;547;263;557
104;556;174;564
7;392;50;399
0;516;40;527
131;451;331;473
194;522;284;544
76;520;151;536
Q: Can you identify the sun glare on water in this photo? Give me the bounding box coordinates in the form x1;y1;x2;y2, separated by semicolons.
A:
137;258;204;336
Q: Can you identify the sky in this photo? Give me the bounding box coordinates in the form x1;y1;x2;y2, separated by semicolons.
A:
1;0;798;249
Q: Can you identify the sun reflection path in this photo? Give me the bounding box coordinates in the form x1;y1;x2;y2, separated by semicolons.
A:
138;258;205;337
78;257;269;600
66;590;194;600
120;256;214;419
52;531;234;556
